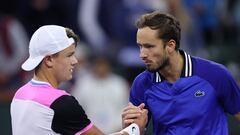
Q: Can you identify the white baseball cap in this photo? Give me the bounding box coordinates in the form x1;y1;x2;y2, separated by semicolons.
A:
21;25;75;71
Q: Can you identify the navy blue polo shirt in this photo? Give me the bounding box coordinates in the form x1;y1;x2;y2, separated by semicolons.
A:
130;50;240;135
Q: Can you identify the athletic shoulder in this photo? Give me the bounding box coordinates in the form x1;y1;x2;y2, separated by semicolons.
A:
133;70;153;85
50;95;92;134
192;56;231;79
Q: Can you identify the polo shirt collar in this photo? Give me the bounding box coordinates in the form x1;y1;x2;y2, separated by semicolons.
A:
30;79;52;86
155;50;192;83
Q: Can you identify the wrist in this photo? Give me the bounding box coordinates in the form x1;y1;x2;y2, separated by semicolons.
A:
120;123;140;135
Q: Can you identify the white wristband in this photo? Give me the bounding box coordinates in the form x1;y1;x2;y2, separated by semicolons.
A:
121;123;140;135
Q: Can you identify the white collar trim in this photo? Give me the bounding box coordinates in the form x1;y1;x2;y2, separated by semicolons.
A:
155;50;192;83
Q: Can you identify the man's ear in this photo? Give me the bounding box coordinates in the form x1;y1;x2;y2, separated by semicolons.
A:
166;39;176;54
43;56;54;68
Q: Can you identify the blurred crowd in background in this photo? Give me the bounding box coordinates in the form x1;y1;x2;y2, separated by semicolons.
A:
0;0;240;134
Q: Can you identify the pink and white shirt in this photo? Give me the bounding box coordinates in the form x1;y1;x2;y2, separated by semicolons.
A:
11;79;93;135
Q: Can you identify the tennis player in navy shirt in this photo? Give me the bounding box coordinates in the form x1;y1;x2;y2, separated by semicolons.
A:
121;11;240;135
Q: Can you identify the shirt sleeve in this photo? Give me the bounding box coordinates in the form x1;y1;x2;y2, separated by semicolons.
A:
129;71;153;121
129;71;153;106
217;67;240;115
129;76;146;106
50;95;92;134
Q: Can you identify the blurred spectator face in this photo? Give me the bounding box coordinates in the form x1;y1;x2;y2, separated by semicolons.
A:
93;58;111;78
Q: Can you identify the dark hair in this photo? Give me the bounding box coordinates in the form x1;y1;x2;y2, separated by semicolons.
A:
136;11;181;49
65;27;80;45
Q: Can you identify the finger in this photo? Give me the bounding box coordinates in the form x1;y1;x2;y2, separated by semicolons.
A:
123;104;141;112
141;109;148;116
122;102;144;119
122;119;135;127
123;112;142;120
128;102;133;106
122;107;142;115
138;103;145;110
122;110;142;121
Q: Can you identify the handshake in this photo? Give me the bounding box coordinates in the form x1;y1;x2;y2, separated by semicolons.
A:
121;103;148;135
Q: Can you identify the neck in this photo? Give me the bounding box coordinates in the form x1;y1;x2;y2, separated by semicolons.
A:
159;51;183;83
33;70;59;88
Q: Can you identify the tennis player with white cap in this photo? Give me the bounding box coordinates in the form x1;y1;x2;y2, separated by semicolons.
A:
10;25;148;135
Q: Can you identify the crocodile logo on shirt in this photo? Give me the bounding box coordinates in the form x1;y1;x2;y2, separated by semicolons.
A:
195;90;205;97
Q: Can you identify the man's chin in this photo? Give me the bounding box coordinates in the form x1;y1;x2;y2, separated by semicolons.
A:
146;65;163;73
146;67;158;73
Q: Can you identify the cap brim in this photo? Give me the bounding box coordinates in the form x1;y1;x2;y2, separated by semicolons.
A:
21;56;44;71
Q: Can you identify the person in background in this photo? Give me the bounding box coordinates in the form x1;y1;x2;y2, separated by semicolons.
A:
10;25;148;135
71;55;129;134
0;15;29;102
122;11;240;135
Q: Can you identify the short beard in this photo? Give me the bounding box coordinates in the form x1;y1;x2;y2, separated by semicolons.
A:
147;55;169;73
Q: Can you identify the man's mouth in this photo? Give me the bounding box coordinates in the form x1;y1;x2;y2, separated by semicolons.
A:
143;60;151;64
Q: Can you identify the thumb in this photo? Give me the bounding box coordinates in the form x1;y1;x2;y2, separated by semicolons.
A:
128;102;133;106
138;103;145;110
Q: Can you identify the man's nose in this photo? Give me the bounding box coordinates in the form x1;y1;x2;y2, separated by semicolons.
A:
72;56;78;65
139;48;147;59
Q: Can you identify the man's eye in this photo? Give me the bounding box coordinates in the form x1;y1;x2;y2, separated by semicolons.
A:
68;54;74;57
138;44;142;48
145;45;153;48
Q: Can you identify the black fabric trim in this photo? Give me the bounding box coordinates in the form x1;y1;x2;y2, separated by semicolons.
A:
50;95;91;135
